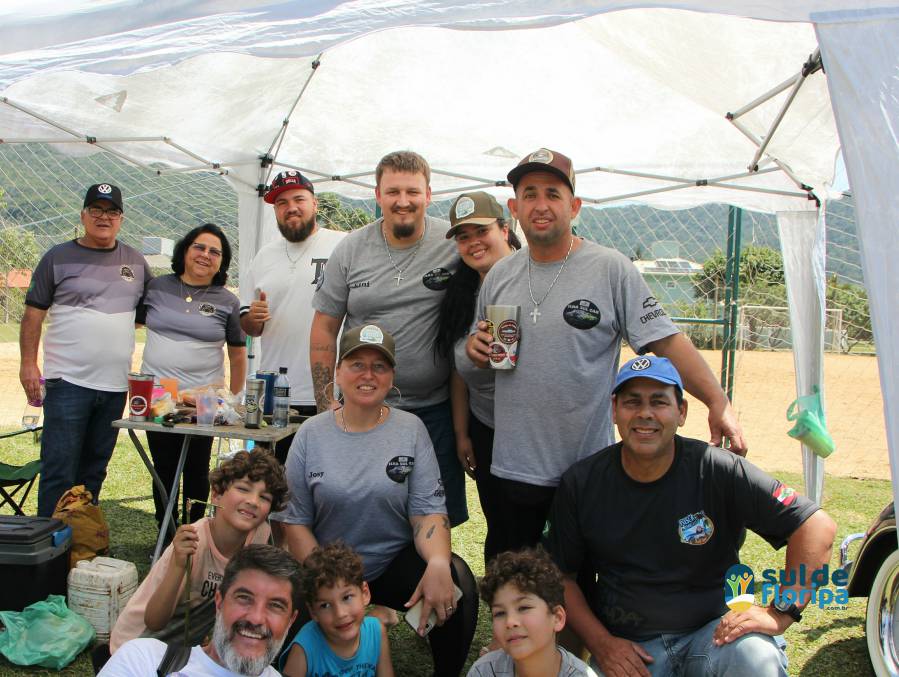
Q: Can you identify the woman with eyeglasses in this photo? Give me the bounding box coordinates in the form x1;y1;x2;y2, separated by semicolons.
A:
137;223;246;530
275;324;478;677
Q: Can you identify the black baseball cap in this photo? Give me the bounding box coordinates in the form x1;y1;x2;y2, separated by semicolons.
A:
83;183;123;211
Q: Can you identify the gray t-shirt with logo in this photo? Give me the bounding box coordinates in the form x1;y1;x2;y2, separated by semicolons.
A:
273;408;446;580
476;240;678;487
312;217;459;408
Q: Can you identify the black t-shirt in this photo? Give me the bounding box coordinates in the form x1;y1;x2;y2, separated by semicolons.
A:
543;436;819;641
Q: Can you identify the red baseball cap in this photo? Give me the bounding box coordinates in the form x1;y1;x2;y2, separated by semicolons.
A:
264;170;315;204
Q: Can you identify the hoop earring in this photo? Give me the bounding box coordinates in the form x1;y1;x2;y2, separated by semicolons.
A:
390;385;403;404
322;380;344;404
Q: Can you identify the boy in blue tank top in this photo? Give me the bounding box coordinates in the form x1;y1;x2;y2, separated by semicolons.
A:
281;542;394;677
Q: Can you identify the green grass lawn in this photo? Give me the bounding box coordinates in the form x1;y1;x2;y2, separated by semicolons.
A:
0;430;887;676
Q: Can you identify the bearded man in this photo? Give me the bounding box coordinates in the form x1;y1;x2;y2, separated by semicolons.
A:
240;170;346;462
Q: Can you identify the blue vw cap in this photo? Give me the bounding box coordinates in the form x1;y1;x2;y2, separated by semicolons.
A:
613;356;683;394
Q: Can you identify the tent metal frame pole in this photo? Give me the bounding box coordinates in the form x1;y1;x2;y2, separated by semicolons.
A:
726;48;822;185
432;182;504;196
728;118;812;193
719;206;743;403
720;208;735;393
1;136;166;143
1;97;238;176
747;50;821;173
262;53;323;186
728;74;800;120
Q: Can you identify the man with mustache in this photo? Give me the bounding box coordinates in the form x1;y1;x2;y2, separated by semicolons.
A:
21;182;151;516
240;171;345;462
99;544;300;676
309;150;466;527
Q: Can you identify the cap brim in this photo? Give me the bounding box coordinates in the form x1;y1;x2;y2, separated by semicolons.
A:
507;163;574;192
263;183;314;204
445;217;500;239
84;196;124;211
339;343;396;367
613;374;682;394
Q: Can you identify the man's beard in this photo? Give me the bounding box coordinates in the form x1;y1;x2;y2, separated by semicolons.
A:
390;221;417;239
211;615;285;676
277;214;316;243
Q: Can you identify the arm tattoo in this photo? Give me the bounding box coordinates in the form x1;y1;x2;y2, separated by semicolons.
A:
413;522;423;539
425;524;436;540
311;363;334;412
442;516;450;531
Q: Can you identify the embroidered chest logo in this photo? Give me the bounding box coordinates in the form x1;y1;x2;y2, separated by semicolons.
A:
563;299;600;329
386;456;415;483
198;302;216;317
422;267;451;291
678;510;714;545
119;265;135;282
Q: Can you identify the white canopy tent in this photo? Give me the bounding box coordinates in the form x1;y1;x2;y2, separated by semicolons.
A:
0;1;896;507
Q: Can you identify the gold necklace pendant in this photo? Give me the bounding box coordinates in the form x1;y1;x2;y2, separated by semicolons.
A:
185;294;193;303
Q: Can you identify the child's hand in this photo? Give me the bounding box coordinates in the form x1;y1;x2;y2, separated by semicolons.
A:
171;524;199;568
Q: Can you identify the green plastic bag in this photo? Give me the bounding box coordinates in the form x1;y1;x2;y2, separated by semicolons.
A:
0;595;95;669
786;385;836;459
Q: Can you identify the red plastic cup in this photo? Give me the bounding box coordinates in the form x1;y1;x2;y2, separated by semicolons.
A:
128;373;155;421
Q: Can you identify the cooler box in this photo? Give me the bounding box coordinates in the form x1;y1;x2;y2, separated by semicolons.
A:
68;557;139;641
0;515;72;611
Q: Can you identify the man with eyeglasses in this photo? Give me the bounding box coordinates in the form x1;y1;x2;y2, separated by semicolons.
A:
21;183;151;516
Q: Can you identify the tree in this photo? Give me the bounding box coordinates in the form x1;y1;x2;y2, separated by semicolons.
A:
693;245;787;308
316;193;371;231
826;273;872;347
0;227;41;323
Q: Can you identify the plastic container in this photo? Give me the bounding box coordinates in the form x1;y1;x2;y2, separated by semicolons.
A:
272;367;290;428
0;516;72;611
67;557;139;642
196;387;217;427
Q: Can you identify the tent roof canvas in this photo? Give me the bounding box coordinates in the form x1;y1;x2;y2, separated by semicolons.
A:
0;1;875;212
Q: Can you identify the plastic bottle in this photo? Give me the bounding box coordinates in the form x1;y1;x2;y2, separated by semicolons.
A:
272;367;290;428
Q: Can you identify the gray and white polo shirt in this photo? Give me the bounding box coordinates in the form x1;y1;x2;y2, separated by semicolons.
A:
26;239;151;392
138;274;245;389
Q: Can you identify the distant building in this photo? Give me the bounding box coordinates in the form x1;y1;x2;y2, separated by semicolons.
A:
0;269;32;290
632;241;703;307
142;236;174;270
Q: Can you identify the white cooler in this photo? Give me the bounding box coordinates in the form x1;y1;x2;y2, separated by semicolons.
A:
67;556;139;642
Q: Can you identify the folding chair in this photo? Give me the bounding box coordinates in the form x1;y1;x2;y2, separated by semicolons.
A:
0;426;43;516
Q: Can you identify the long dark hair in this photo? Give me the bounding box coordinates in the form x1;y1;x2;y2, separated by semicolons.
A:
435;220;521;358
171;223;232;286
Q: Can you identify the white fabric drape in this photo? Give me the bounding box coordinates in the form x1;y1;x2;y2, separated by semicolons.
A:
817;17;899;527
777;209;827;502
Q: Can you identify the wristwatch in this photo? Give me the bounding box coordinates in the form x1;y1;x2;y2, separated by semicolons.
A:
771;598;803;623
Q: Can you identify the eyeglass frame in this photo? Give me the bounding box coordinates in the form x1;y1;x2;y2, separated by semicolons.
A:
85;205;124;219
189;242;223;258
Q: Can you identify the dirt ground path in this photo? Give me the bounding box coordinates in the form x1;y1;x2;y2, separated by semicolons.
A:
1;342;889;481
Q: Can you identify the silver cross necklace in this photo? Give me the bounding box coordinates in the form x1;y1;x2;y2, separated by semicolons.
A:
382;220;426;286
526;236;575;324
